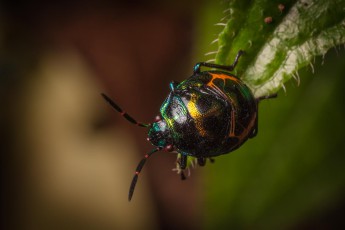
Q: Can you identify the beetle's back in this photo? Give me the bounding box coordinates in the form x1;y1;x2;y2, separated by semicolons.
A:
160;71;257;157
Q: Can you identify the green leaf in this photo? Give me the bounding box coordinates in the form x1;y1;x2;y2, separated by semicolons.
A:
215;0;345;97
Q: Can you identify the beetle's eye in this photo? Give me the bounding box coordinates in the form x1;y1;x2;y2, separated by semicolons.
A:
154;115;161;122
164;144;173;152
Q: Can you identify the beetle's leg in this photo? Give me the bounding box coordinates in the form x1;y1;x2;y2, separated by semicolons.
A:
193;50;244;74
169;81;180;91
101;93;150;127
180;171;186;180
197;157;206;166
179;154;187;180
250;93;278;138
179;155;187;169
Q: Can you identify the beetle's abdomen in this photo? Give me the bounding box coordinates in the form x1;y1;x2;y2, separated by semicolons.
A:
206;72;257;142
161;71;257;157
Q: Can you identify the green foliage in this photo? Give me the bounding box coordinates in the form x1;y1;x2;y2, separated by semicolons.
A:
215;0;345;97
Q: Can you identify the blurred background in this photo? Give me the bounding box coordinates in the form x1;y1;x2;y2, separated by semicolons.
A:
1;1;345;230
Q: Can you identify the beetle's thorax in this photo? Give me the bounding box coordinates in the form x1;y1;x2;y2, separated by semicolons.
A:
147;119;172;148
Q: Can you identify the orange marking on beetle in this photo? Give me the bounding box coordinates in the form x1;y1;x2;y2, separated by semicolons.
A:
207;73;241;138
207;73;256;142
205;73;241;139
208;73;241;85
207;73;241;101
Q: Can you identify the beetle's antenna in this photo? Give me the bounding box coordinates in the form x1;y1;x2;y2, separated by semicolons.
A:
193;50;244;74
129;147;162;201
101;93;150;127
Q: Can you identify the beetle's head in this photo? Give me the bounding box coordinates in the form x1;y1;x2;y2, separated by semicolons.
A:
147;116;173;151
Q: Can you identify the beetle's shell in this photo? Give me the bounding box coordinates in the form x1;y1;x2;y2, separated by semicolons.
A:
160;71;257;157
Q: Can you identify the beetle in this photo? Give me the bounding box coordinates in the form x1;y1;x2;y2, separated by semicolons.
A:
101;50;276;201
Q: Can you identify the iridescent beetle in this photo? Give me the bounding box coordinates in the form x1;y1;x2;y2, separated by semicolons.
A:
101;50;276;201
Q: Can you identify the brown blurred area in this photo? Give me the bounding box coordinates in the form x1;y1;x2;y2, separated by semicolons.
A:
1;1;204;229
